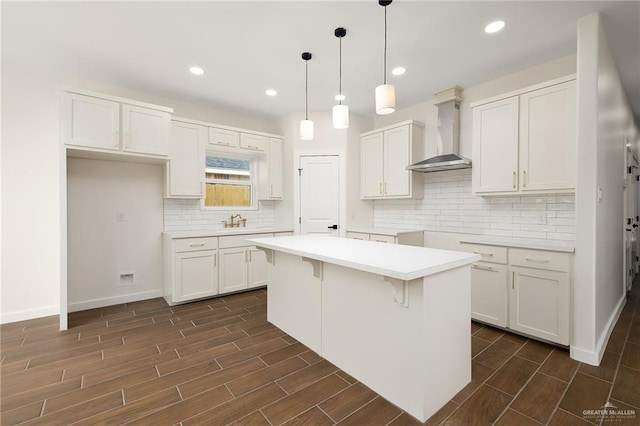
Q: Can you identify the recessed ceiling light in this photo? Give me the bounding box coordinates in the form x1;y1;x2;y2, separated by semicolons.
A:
335;94;346;101
392;67;406;76
265;89;277;96
189;66;204;76
485;20;505;34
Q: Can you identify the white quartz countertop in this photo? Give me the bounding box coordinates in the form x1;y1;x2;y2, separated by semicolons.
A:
346;227;423;236
247;235;480;281
458;235;575;253
163;228;294;239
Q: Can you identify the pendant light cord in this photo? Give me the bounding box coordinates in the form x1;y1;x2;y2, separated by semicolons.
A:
383;5;387;84
305;60;309;120
339;36;343;105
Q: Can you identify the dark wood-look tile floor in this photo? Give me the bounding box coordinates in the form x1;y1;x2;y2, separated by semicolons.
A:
1;284;639;425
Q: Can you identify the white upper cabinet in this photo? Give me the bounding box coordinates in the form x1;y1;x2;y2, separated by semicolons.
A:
240;133;266;152
472;97;519;193
166;121;204;198
121;104;170;156
209;127;239;148
259;137;283;200
472;77;576;195
360;121;424;199
64;93;120;151
63;90;172;157
519;81;576;192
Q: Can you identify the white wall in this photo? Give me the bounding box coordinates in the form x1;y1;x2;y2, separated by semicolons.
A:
573;13;639;365
67;159;163;311
1;56;284;323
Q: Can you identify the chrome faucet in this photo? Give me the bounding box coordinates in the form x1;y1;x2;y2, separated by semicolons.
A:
222;214;247;228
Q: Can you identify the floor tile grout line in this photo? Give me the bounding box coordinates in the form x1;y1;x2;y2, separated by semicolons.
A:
544;350;584;425
487;343;556;425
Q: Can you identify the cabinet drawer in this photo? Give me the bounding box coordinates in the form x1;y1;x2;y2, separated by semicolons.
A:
240;133;266;152
174;237;218;253
370;234;396;244
219;233;273;248
509;248;570;272
459;243;507;264
209;127;239;148
346;232;370;241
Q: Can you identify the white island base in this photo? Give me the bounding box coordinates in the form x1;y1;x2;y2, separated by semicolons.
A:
249;236;479;422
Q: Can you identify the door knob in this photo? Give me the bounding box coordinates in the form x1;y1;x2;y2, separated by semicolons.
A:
327;224;338;230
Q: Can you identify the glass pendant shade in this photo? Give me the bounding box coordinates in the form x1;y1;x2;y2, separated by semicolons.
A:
375;84;396;115
332;104;349;129
299;119;314;140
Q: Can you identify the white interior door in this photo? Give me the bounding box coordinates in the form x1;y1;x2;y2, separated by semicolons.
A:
624;149;638;292
300;155;340;235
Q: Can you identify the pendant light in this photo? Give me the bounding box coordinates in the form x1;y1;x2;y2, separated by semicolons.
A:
333;27;349;129
300;52;314;140
375;0;396;115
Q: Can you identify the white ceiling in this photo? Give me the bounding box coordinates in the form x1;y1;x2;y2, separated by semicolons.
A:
3;1;639;121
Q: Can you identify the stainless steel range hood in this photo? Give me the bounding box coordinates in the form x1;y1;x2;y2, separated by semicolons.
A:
406;86;471;173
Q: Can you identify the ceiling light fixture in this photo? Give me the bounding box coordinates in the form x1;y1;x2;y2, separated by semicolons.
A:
189;66;204;76
300;52;314;140
265;89;277;96
485;20;505;34
333;27;349;129
375;0;396;115
392;66;406;76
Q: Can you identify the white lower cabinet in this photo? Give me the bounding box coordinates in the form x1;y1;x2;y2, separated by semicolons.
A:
164;236;219;305
218;233;274;295
345;230;423;246
460;242;571;345
219;247;249;294
174;251;218;302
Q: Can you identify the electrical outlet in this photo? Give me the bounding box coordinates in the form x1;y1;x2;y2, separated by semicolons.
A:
117;212;125;222
118;272;135;286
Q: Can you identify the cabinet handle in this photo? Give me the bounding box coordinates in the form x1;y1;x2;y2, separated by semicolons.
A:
247;145;259;150
270;184;273;197
512;171;516;189
473;251;493;257
245;250;249;262
472;264;497;272
512;271;515;290
379;183;383;195
249;250;252;262
214;253;217;267
374;239;388;243
523;170;527;188
524;256;550;263
189;243;205;247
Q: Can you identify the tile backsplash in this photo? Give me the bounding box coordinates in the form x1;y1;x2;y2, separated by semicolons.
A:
373;169;575;242
164;199;275;231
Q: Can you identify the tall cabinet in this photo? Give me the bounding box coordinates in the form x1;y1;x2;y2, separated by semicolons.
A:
471;76;576;195
360;120;424;199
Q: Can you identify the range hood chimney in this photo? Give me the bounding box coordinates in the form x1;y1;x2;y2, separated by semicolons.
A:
406;86;471;173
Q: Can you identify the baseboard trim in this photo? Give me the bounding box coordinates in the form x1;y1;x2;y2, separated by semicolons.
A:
570;294;626;366
67;290;163;313
0;306;59;324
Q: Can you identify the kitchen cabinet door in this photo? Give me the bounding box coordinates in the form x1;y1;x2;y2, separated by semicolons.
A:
64;92;120;150
122;104;170;156
174;250;218;302
509;266;569;345
209;127;239;148
361;132;384;198
166;121;204;198
470;262;508;327
519;80;576;192
219;247;248;294
472;96;519;194
383;125;411;197
240;133;266;152
259;137;283;200
247;246;268;288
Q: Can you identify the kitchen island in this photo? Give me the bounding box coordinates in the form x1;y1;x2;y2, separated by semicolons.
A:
247;235;480;422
